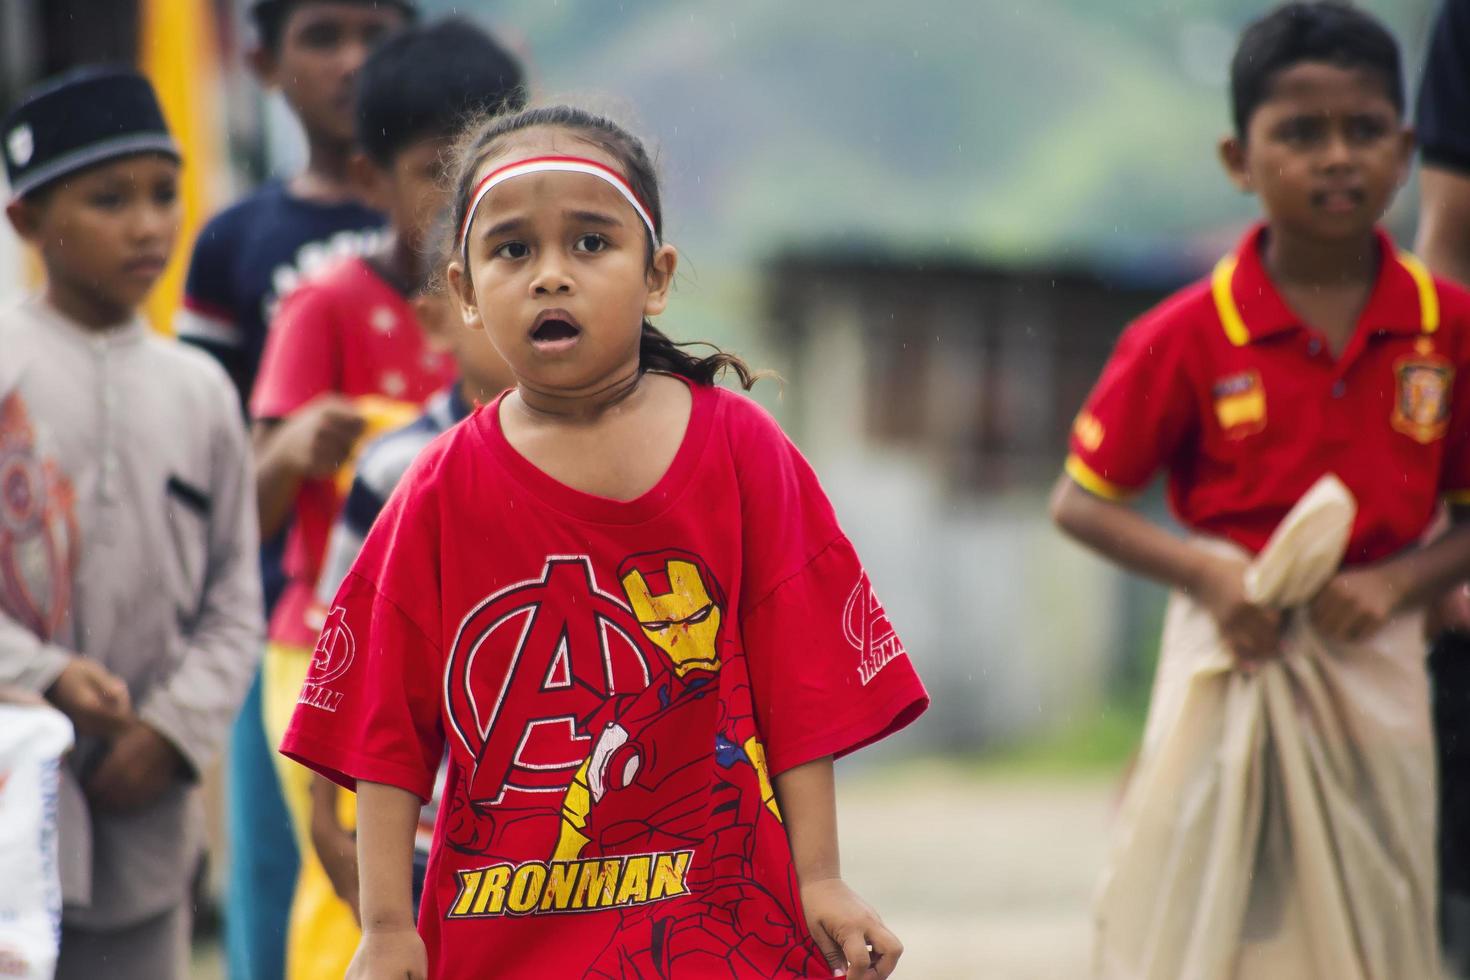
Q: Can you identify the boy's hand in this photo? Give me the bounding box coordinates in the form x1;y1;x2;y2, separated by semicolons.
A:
1425;582;1470;639
801;877;903;979
278;395;366;478
1193;553;1282;665
1310;567;1399;642
347;926;427;980
85;718;187;812
45;659;131;736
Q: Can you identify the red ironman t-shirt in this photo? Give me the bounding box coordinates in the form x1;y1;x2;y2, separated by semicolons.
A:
280;381;929;979
250;257;455;646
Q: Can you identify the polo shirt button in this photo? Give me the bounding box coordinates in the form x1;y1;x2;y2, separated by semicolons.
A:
1331;380;1346;398
1307;338;1322;356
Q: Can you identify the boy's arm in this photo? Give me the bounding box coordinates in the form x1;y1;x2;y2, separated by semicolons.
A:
350;780;427;980
252;401;365;538
776;756;902;980
1417;167;1470;287
1049;476;1282;662
136;386;264;778
1311;507;1470;641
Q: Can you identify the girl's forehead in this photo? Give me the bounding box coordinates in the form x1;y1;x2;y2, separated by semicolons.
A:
472;126;628;185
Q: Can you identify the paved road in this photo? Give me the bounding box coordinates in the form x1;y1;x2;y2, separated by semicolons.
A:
192;762;1118;979
837;762;1114;979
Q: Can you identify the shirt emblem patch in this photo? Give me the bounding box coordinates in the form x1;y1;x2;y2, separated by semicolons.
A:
1073;411;1105;453
1391;351;1453;445
1212;370;1266;439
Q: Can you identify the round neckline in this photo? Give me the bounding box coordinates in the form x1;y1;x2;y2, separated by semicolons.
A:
476;375;716;526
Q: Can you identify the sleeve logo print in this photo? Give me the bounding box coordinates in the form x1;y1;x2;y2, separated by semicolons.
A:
300;605;356;712
844;572;906;686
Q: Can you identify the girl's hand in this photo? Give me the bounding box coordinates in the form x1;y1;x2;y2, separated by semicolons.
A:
1193;552;1282;665
801;876;903;979
346;926;426;980
1310;567;1399;642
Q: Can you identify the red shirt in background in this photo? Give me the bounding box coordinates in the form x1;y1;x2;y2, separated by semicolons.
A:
1067;224;1470;564
251;257;455;647
281;381;929;979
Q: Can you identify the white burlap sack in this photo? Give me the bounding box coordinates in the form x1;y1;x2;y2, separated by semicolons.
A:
1094;475;1441;980
0;704;74;980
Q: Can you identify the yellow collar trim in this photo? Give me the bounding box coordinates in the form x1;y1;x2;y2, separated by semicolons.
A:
1211;254;1250;347
1212;247;1441;345
1396;250;1440;335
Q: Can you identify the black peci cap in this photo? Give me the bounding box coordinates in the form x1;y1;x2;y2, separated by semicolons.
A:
3;66;179;200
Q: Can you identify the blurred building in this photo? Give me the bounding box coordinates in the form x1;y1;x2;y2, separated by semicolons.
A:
765;249;1180;747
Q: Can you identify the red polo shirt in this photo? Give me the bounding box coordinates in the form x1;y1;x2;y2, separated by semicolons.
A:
1067;224;1470;564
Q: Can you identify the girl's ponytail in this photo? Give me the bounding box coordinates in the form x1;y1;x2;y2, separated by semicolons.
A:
638;321;762;390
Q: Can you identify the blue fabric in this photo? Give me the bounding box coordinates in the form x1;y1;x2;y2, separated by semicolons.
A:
224;670;298;980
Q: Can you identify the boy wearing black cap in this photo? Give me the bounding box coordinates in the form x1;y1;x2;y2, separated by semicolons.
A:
0;67;262;980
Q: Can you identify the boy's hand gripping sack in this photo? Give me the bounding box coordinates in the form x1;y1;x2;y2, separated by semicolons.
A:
1094;475;1440;980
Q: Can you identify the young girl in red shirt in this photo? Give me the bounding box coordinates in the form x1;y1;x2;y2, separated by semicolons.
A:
280;105;928;980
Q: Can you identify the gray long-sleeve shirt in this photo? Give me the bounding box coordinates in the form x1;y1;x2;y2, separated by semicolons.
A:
0;296;263;929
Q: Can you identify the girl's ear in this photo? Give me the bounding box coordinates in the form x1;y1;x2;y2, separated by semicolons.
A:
643;243;678;318
1218;134;1252;194
446;259;482;327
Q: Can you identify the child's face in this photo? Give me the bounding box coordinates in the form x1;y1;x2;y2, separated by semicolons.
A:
254;2;405;147
448;127;677;396
412;288;514;403
370;136;451;261
1221;62;1411;243
7;153;181;318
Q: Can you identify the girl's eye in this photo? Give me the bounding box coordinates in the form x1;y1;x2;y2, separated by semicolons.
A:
88;191;126;209
574;234;608;254
494;241;529;260
154;183;178;205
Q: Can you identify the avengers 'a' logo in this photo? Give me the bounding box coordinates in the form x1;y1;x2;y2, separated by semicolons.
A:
446;557;653;806
309;606;356;686
844;572;906;686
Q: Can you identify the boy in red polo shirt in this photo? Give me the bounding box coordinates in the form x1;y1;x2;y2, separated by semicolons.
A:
1053;3;1470;976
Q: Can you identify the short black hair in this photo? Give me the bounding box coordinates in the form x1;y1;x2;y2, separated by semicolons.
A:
1230;1;1403;135
251;0;416;54
356;18;526;168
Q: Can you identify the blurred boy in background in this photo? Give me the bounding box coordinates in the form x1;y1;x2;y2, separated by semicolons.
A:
0;67;262;980
248;19;524;979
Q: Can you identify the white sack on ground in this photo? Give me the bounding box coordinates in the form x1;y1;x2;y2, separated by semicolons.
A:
1094;474;1441;980
0;703;73;980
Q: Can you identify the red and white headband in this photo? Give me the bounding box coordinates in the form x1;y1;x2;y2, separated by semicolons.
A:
457;155;659;259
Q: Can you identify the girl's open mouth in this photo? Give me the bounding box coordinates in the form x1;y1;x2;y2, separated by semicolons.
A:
529;309;584;352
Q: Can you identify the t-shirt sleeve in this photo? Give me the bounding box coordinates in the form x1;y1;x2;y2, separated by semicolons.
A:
177;214;252;405
279;469;444;800
249;282;341;420
1418;0;1470;174
731;398;928;776
1065;314;1197;500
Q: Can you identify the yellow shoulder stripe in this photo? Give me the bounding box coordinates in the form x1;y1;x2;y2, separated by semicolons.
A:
1211;254;1250;347
1397;250;1440;335
1065;454;1134;501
